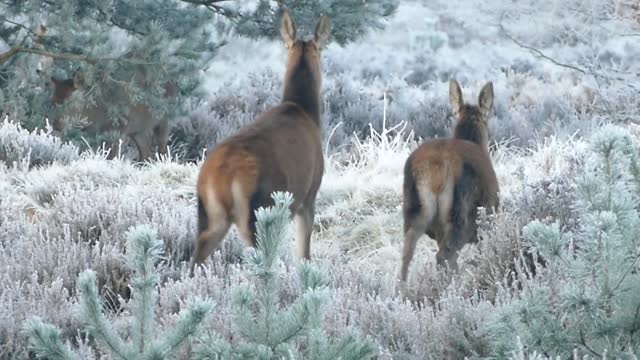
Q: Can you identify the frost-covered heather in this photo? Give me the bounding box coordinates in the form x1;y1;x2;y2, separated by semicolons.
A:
3;115;635;358
0;117;80;168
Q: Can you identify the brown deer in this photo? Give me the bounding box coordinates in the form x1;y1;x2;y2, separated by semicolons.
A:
40;69;176;162
190;11;330;275
399;79;500;283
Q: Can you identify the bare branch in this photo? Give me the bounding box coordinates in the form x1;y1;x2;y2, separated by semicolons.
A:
498;22;588;74
178;0;238;18
0;46;20;63
1;18;39;38
497;21;639;92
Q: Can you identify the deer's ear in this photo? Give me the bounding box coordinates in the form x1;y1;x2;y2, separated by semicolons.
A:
72;70;84;89
280;10;296;49
37;69;56;91
313;15;330;49
35;24;47;37
478;82;494;119
449;79;464;120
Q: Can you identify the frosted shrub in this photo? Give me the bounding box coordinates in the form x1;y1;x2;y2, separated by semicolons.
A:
4;119;639;359
171;108;257;163
0;118;80;168
0;157;205;359
320;267;502;359
170;71;281;161
323;76;453;147
322;76;386;144
26;225;212;359
492;125;640;358
512;175;579;232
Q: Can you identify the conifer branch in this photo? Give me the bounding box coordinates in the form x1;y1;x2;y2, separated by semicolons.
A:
94;7;148;36
25;318;80;360
78;271;130;360
28;225;212;359
579;330;602;358
0;45;161;65
178;0;238;18
612;254;640;292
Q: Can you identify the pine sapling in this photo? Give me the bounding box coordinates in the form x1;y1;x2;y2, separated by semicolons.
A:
492;125;640;358
26;224;213;359
194;191;375;360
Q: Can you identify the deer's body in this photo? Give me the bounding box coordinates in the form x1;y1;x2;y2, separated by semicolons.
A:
190;11;330;274
399;80;499;282
44;71;175;162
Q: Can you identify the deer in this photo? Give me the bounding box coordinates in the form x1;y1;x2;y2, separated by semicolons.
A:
39;68;176;162
399;79;500;284
189;11;331;275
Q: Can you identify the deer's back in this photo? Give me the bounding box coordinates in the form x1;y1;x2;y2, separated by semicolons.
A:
199;102;323;211
72;103;164;135
67;81;175;135
406;138;499;210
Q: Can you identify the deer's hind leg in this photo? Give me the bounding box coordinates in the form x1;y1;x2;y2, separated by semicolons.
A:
190;194;231;276
399;188;437;283
436;171;480;271
435;225;467;272
434;178;458;271
231;181;267;249
437;201;481;272
294;199;316;261
153;120;170;157
131;132;152;162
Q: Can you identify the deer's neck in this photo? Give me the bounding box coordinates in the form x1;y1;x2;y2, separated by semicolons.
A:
454;122;489;151
282;58;321;123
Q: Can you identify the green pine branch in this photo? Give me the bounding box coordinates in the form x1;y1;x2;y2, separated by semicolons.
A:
494;125;640;358
194;192;375;359
26;224;212;359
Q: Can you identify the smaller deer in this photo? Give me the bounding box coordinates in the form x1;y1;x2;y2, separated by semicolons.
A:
40;69;175;162
399;80;500;283
190;11;330;275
